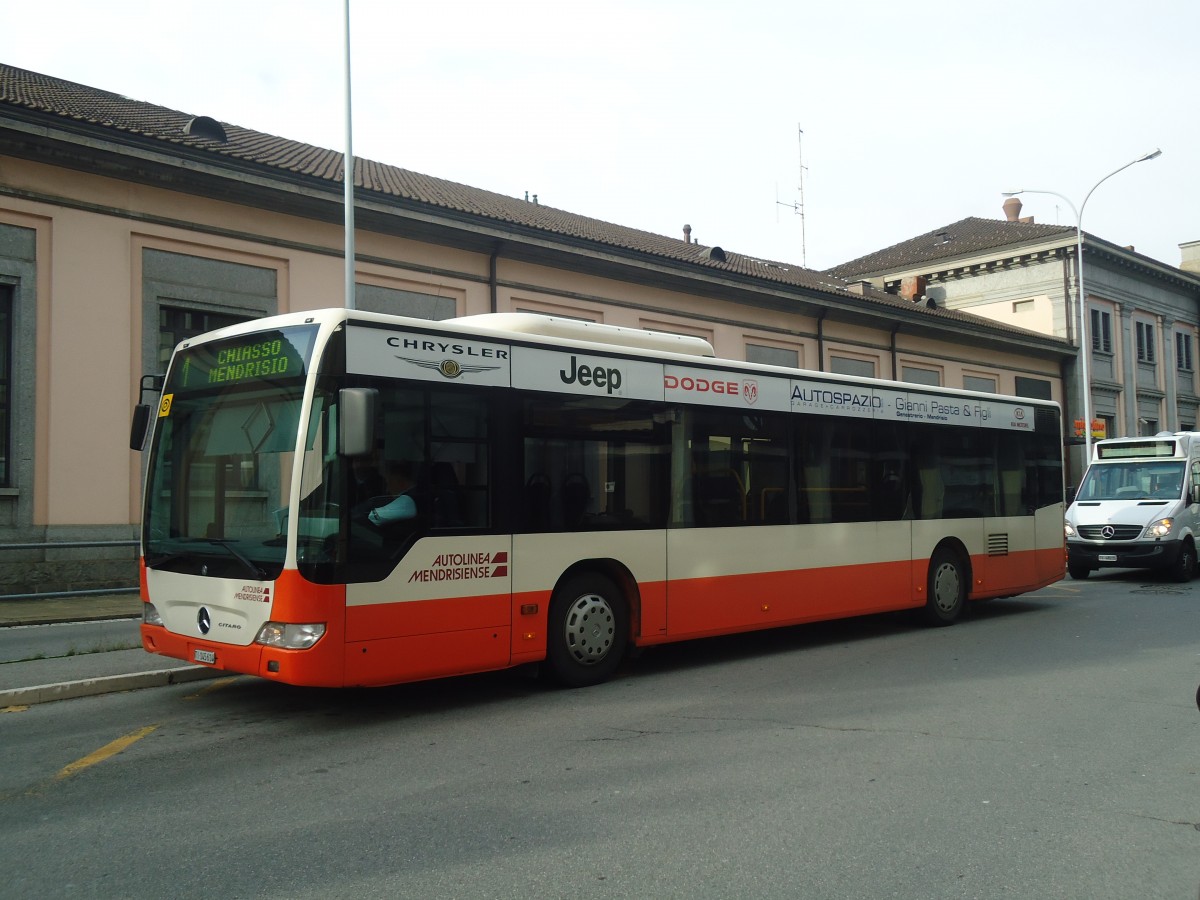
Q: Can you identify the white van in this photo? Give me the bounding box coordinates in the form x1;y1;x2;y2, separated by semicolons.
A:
1065;432;1200;581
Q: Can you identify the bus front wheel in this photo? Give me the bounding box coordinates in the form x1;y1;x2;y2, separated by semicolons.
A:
546;573;629;688
923;547;966;627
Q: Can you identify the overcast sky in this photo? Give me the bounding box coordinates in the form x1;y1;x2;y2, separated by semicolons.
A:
8;0;1198;271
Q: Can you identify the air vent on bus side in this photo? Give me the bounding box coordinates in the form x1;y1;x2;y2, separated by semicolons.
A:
987;533;1009;557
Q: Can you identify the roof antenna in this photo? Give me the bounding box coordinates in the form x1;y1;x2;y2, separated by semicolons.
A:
775;124;808;267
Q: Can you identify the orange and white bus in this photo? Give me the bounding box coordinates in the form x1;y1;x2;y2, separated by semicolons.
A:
135;308;1065;688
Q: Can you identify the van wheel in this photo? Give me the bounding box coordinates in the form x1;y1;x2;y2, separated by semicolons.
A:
545;573;628;688
923;547;966;626
1067;563;1091;580
1171;539;1196;583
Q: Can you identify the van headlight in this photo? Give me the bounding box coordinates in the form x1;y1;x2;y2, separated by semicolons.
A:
255;622;326;649
1064;520;1076;538
1146;518;1174;539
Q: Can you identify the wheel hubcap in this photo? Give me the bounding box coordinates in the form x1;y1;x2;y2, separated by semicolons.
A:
932;562;961;613
563;593;615;666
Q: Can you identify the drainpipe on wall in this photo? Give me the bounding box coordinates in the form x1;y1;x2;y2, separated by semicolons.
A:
889;323;901;381
1062;251;1076;346
816;310;827;372
489;245;500;314
1061;355;1081;493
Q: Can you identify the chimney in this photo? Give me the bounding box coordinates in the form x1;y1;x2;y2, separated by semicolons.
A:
1003;197;1022;222
899;275;927;302
683;224;692;243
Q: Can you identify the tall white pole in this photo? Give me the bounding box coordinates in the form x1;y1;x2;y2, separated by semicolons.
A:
1004;148;1161;470
343;0;356;310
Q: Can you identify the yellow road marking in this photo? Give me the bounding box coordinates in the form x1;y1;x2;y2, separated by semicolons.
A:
2;705;30;714
55;724;159;781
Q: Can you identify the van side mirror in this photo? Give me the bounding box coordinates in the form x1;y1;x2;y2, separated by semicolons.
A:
338;387;377;457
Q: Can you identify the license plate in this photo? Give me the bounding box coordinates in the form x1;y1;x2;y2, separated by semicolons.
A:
1099;554;1117;563
193;648;217;665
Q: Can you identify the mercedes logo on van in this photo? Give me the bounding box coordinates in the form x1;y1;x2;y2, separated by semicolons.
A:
198;607;212;635
1101;525;1116;539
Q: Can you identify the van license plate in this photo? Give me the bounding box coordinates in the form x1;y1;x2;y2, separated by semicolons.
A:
1099;554;1117;563
194;649;217;664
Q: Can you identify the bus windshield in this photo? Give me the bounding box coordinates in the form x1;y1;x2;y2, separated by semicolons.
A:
142;325;319;580
1075;460;1185;501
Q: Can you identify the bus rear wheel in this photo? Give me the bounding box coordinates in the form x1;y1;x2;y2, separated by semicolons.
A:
546;573;628;688
923;547;966;627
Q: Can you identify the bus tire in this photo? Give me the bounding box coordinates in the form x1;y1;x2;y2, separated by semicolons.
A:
1171;538;1196;583
923;546;966;627
546;573;628;688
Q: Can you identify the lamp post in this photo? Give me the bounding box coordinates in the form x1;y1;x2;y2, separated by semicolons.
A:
1004;148;1162;470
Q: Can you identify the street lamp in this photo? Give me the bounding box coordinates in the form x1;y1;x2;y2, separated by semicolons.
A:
1004;148;1162;468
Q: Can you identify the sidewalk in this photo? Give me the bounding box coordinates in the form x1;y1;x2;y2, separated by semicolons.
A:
0;592;223;706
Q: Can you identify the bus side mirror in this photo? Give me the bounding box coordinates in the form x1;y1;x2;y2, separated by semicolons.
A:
338;388;377;457
130;404;153;451
130;374;165;451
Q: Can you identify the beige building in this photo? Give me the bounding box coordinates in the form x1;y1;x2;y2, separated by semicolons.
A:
0;62;1071;594
828;205;1200;485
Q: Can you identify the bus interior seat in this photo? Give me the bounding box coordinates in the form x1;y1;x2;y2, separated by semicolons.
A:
429;461;464;527
525;473;552;531
561;473;590;528
695;468;746;526
759;486;787;524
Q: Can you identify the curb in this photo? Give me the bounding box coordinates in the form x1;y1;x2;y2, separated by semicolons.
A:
0;665;227;707
0;613;141;628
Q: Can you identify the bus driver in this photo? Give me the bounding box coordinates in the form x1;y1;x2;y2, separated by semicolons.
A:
366;461;418;526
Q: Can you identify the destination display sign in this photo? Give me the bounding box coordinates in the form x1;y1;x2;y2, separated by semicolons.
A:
1096;440;1178;459
168;326;316;393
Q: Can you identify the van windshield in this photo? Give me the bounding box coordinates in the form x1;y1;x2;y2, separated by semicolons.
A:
1075;460;1185;501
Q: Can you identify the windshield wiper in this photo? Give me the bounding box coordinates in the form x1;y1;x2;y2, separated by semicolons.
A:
205;538;268;580
145;538;267;579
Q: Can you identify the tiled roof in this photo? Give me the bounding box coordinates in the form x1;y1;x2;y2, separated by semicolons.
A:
0;62;1072;340
1;62;862;296
826;217;1077;280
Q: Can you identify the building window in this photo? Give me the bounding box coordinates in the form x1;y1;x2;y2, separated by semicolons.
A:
963;374;998;394
829;355;876;378
901;365;941;386
1136;321;1156;364
746;343;799;368
1015;376;1053;401
1090;309;1112;353
359;284;457;319
158;306;252;374
0;285;10;486
1176;332;1194;372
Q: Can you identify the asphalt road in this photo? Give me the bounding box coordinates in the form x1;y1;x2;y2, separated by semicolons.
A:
2;571;1198;899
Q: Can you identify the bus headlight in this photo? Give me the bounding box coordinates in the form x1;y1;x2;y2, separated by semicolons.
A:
255;622;326;650
1064;521;1076;538
142;602;163;627
1146;518;1174;539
